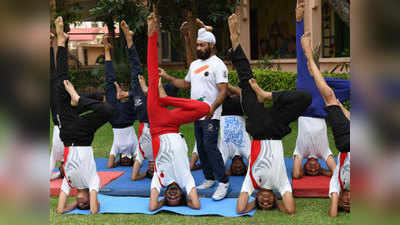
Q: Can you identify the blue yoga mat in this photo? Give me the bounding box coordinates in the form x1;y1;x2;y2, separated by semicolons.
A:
66;194;255;217
100;158;249;198
98;157;333;198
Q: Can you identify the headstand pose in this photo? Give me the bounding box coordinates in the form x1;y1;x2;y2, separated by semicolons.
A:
54;17;113;214
103;34;138;168
160;19;230;201
301;31;350;217
146;13;210;211
292;0;343;179
191;93;250;176
117;21;178;181
50;32;65;180
227;13;312;214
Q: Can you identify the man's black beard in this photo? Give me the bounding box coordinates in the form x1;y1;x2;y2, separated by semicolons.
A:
196;47;211;60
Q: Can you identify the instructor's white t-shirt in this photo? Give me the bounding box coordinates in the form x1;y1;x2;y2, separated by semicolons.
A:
185;55;228;120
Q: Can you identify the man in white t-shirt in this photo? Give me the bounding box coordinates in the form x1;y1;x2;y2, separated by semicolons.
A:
292;117;336;178
131;122;155;181
329;152;350;217
159;24;229;200
236;140;295;214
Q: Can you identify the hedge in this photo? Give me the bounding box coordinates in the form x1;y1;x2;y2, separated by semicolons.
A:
70;65;350;101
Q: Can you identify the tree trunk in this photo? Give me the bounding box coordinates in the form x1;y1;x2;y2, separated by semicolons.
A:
184;12;199;67
326;0;350;27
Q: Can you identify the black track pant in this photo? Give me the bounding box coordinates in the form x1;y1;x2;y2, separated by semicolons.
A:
326;105;350;152
55;46;113;146
230;45;311;140
61;96;113;146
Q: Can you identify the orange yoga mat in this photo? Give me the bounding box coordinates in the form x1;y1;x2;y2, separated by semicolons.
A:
50;171;124;196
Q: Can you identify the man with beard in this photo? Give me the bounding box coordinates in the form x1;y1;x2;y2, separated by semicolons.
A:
159;23;230;201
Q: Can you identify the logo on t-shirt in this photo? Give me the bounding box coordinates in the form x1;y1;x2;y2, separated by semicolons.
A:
224;71;228;78
134;97;143;107
194;65;209;74
204;71;209;77
196;96;206;102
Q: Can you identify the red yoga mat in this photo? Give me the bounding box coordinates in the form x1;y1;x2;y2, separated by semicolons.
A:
50;171;124;196
292;176;331;198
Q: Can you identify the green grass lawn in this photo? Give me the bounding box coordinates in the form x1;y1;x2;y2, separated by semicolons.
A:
49;120;349;225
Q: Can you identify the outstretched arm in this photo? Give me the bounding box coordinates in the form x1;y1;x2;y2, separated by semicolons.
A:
159;68;191;90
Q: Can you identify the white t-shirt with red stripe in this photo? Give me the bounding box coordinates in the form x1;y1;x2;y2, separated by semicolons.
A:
329;152;350;197
184;55;228;120
241;140;292;197
61;146;99;195
135;123;153;164
150;133;195;194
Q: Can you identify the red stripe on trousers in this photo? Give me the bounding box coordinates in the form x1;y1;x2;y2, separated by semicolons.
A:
249;140;261;190
63;146;72;188
152;135;165;188
63;146;70;164
138;123;145;158
338;152;348;191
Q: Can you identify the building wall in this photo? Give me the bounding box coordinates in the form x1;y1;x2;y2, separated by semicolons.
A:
235;0;350;73
77;45;104;66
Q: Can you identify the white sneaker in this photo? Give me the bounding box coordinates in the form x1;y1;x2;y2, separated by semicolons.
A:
212;182;230;200
197;180;216;190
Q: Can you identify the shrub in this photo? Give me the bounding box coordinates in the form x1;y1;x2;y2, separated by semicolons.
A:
70;67;350;101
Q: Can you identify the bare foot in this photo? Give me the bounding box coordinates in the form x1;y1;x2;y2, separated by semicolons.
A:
147;12;158;36
120;20;134;46
158;79;167;98
114;82;128;100
249;78;270;103
228;13;240;50
138;75;148;95
196;18;213;32
296;0;305;22
180;21;189;36
55;16;68;46
63;80;80;107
